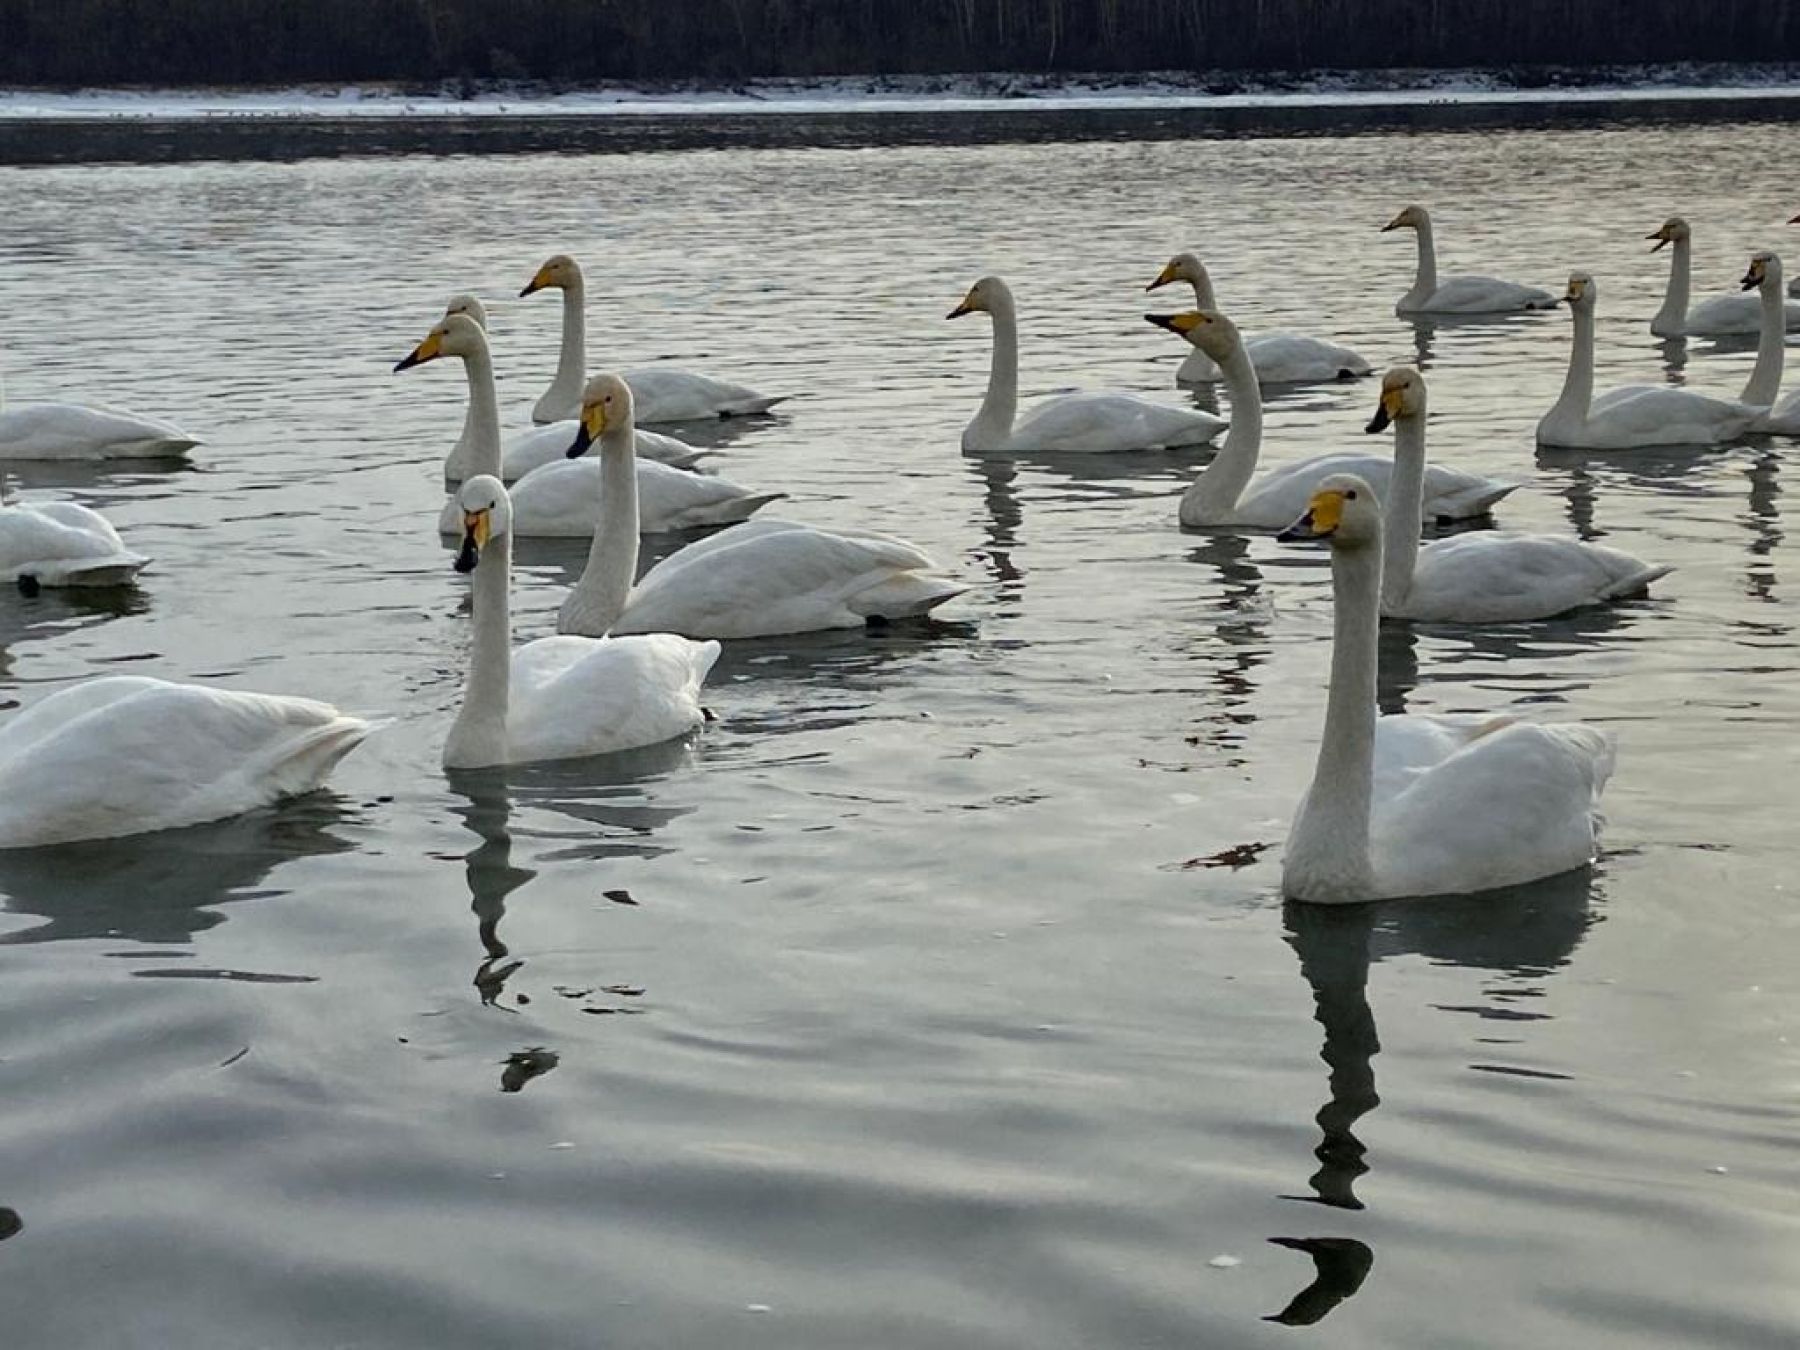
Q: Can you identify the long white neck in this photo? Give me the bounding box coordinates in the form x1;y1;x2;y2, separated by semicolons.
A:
963;291;1020;452
1651;237;1691;336
558;422;640;637
534;280;588;422
444;531;513;769
1179;342;1262;525
1379;414;1426;612
1399;219;1439;309
1743;272;1786;407
1285;537;1382;901
1186;269;1218;310
1547;302;1597;427
448;341;503;482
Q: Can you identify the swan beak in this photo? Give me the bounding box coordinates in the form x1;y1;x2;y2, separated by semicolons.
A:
1790;214;1799;225
1277;489;1345;542
1741;262;1765;291
394;330;443;372
568;400;608;457
947;288;980;320
1648;231;1672;253
1146;262;1180;292
454;509;491;574
520;266;553;298
1379;215;1405;232
1366;396;1396;435
1146;312;1202;335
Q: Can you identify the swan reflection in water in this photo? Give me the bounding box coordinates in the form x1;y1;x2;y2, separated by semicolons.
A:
1267;866;1600;1323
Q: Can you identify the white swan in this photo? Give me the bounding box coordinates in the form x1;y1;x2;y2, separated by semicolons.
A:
0;677;368;848
1647;217;1800;337
1144;311;1515;530
1277;475;1615;903
1369;367;1670;621
521;255;784;425
949;276;1225;453
1537;272;1761;450
1145;253;1371;385
442;475;718;769
0;371;198;461
0;496;149;589
396;315;780;537
438;293;703;480
559;375;966;640
1382;205;1555;316
1740;251;1800;436
1790;212;1800;298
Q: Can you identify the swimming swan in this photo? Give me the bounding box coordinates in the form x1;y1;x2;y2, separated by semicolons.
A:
1739;251;1800;436
442;475;718;769
558;375;967;640
0;371;198;461
1145;253;1371;385
520;255;785;425
1277;476;1616;903
1537;272;1761;450
1647;217;1800;337
1382;205;1555;316
0;495;149;589
1368;367;1671;621
949;275;1225;453
1144;311;1515;530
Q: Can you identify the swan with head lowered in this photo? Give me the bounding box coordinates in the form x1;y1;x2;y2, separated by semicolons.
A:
1145;253;1371;385
441;475;718;769
1382;205;1555;316
0;491;149;590
396;315;780;538
1277;476;1616;903
1737;251;1800;436
1144;311;1515;530
558;375;967;640
1537;272;1761;450
0;370;198;461
438;294;703;481
1647;217;1800;337
949;276;1224;453
1368;367;1671;621
521;255;785;425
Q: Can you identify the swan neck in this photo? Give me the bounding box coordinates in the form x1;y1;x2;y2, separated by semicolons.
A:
1187;271;1218;311
1743;276;1785;406
1402;219;1438;307
536;280;588;420
445;532;513;768
451;343;503;481
560;423;640;636
1550;304;1596;425
1652;237;1691;333
1181;344;1261;521
965;294;1019;451
1380;416;1426;611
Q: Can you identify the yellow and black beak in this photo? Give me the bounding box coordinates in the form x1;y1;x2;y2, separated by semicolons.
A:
1145;312;1202;336
567;399;608;458
1146;262;1179;293
454;508;491;574
1277;489;1345;543
1379;215;1405;233
394;329;443;372
946;290;978;320
1741;260;1766;292
1366;385;1403;434
519;266;552;298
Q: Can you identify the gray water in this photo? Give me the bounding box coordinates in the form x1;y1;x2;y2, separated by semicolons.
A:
1;120;1797;1348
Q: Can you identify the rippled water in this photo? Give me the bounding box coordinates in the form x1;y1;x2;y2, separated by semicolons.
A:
2;119;1797;1348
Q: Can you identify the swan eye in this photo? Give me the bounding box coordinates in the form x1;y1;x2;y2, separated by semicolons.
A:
1345;490;1358;500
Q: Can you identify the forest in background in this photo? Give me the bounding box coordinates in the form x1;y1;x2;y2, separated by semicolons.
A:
1;1;1795;87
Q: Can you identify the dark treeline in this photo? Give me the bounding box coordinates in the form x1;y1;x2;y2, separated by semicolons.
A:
1;1;1795;87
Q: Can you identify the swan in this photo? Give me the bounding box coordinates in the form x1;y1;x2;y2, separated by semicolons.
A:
1537;272;1761;450
442;475;718;769
1739;251;1800;436
1144;311;1515;530
1145;253;1371;385
0;372;198;462
1368;367;1670;621
1647;216;1800;337
437;293;703;480
1382;205;1555;315
520;255;785;425
395;315;780;537
558;374;967;640
0;495;149;589
1790;213;1800;298
1276;475;1616;903
949;276;1225;453
0;676;369;848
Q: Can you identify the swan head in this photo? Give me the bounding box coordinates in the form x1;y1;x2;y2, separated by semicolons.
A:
1277;475;1380;548
1145;309;1239;359
568;373;635;457
453;475;512;574
1380;204;1429;234
1741;251;1782;293
1560;271;1597;311
1647;216;1689;252
947;276;1010;320
1146;252;1205;292
443;294;489;329
1366;367;1426;433
395;313;487;372
521;254;581;297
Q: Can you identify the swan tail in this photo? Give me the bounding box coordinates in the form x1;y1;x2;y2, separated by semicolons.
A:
722;395;787;418
1599;563;1674;600
261;717;372;802
15;552;150;588
1430;480;1520;520
851;572;969;620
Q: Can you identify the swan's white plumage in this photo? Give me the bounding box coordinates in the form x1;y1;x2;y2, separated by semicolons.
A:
1647;216;1800;336
0;401;198;461
497;422;703;481
1382;205;1554;315
0;500;149;587
435;457;779;538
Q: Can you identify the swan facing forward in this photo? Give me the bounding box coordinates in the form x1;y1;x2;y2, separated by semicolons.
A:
443;475;718;769
1277;476;1615;903
1145;253;1371;385
1648;217;1800;337
1740;251;1800;437
1382;205;1555;316
1368;368;1670;622
0;677;368;849
0;380;198;462
949;276;1224;453
0;497;149;589
520;255;784;425
559;375;967;640
1537;272;1760;450
1144;311;1514;530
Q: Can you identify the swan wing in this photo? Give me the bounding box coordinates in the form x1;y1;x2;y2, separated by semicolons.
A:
1415;275;1555;313
624;367;784;423
1398;533;1671;622
1684;294;1800;336
1580;385;1759;447
0;402;198;460
1009;392;1224;453
1231;454;1515;529
502;423;702;480
1244;333;1372;383
505;634;718;761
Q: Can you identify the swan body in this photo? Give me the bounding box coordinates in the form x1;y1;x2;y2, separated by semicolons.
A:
1740;251;1800;436
1146;311;1515;530
950;276;1224;454
1369;367;1670;621
0;500;149;587
443;476;717;769
1277;476;1615;904
1382;205;1554;315
0;676;368;848
0;399;197;461
1648;217;1800;337
1146;253;1371;384
557;375;967;640
1538;272;1761;449
521;255;783;425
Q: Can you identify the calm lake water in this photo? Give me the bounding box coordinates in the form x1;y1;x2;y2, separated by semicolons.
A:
1;116;1797;1347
